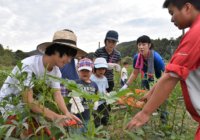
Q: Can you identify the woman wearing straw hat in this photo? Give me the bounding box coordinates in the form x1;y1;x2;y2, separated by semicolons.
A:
0;29;87;128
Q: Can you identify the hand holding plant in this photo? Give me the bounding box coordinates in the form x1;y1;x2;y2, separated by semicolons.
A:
139;92;152;103
56;114;81;127
65;112;82;124
126;110;150;130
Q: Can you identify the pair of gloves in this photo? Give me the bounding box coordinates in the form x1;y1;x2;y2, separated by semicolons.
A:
69;97;101;113
108;63;121;72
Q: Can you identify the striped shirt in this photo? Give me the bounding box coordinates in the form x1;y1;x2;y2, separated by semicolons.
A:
94;47;121;82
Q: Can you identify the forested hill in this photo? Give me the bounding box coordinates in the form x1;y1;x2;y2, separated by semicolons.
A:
0;44;41;66
0;36;181;66
116;36;182;60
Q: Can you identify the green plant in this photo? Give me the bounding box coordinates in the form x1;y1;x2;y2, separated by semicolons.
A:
0;63;197;139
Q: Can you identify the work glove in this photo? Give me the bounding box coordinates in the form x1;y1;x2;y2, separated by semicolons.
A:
120;84;128;91
108;63;121;72
93;101;99;110
69;97;84;114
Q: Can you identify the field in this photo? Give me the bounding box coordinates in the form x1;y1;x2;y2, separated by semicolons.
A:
0;65;198;140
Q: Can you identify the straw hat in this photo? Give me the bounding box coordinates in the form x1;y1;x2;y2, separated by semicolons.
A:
37;29;87;57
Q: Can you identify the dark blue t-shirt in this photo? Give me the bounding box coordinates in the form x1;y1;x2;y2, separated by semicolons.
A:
60;59;79;80
133;51;165;79
75;79;98;121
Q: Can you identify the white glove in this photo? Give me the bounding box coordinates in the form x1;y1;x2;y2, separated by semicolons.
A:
108;63;116;70
108;63;121;72
93;101;99;110
69;97;85;114
120;84;128;91
115;64;121;72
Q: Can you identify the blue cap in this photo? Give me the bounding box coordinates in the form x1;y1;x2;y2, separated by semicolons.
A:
105;30;119;42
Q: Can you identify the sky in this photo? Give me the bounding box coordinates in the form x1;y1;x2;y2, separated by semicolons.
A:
0;0;183;53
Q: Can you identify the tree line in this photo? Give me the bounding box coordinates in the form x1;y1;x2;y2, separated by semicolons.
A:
117;36;182;61
0;44;39;67
0;36;181;66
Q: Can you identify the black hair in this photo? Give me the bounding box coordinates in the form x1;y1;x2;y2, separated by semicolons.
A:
93;67;107;73
136;35;154;49
136;35;151;44
104;39;117;45
123;62;129;65
163;0;200;10
85;52;95;61
45;43;77;57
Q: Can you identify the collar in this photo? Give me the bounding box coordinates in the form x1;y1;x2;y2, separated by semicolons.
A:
103;46;115;55
190;13;200;28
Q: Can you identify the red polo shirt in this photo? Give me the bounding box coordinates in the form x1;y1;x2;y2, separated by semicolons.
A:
166;14;200;140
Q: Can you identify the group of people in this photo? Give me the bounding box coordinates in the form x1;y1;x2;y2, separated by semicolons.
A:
0;0;200;139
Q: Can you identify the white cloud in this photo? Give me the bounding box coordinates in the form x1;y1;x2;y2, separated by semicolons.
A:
0;0;182;53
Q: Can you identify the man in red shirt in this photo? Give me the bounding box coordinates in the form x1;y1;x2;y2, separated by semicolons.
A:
126;0;200;139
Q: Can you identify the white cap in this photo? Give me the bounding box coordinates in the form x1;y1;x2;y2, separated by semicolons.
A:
94;57;108;69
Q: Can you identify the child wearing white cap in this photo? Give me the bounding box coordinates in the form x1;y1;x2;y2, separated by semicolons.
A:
90;57;110;127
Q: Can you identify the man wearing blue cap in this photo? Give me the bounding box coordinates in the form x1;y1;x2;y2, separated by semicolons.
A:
94;30;121;125
95;30;121;93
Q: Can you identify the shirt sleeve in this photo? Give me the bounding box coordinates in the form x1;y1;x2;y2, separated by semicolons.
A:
105;77;109;89
133;54;138;69
117;52;121;62
93;82;99;94
165;37;200;80
49;69;62;89
21;65;34;88
94;49;100;57
154;52;165;78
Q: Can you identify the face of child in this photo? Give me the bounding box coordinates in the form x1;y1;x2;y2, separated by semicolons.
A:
168;3;192;29
95;68;106;78
137;42;151;57
79;69;92;82
124;64;129;68
54;53;72;68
